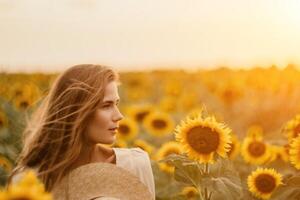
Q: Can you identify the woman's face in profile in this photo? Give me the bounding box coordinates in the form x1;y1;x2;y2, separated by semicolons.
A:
86;81;123;145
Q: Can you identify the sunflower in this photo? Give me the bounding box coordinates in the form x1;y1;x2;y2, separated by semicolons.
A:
0;155;12;172
116;118;138;141
227;134;240;160
14;95;35;110
180;186;199;199
283;114;300;142
156;141;183;173
125;104;153;124
247;168;282;200
163;79;183;97
133;139;154;156
241;137;271;165
112;139;127;148
174;115;232;163
247;125;264;140
158;96;177;113
289;136;300;169
143;112;175;137
7;170;52;200
178;92;198;112
268;145;289;163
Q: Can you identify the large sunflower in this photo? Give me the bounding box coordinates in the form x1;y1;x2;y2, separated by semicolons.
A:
156;141;183;173
174;115;232;163
227;134;240;160
247;168;282;200
143;112;175;137
283;114;300;142
241;136;271;165
289;136;300;169
116;118;138;141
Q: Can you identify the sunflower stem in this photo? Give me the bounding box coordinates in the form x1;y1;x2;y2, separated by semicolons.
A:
196;186;204;200
205;163;209;174
204;188;208;200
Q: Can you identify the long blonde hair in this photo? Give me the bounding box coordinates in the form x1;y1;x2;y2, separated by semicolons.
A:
8;64;119;191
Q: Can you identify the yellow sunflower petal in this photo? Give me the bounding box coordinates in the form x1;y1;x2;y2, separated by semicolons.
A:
289;136;300;169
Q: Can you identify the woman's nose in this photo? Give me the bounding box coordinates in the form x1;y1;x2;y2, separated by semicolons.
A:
113;108;124;122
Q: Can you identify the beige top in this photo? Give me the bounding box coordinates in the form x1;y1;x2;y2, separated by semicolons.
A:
112;147;155;198
12;147;155;200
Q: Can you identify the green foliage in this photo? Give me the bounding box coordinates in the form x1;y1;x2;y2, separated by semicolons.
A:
161;154;243;200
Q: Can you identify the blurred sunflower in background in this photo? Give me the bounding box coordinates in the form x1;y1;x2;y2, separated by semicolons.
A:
112;139;127;148
246;125;264;140
283;114;300;142
0;155;12;173
133;139;154;156
241;136;271;165
125;104;153;124
158;96;177;113
143;112;175;137
116;118;138;141
268;145;289;163
4;170;52;200
247;168;282;200
156;141;183;173
289;135;300;169
174;115;232;163
163;79;182;97
180;186;199;199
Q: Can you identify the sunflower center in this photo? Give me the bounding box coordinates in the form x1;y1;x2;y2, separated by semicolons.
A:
248;141;266;157
119;125;130;135
0;119;3;127
136;111;149;122
186;190;197;198
186;126;220;154
20;101;29;109
152;119;167;129
293;124;300;138
255;174;276;193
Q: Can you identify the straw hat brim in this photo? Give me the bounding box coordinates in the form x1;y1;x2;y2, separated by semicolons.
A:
52;162;153;200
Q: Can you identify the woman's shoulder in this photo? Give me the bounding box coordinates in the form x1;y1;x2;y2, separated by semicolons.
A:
114;147;155;198
115;147;149;160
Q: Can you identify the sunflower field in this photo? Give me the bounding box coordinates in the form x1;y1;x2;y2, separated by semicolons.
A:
1;65;300;200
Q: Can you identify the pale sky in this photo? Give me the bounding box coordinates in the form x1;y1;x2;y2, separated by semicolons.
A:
1;0;300;72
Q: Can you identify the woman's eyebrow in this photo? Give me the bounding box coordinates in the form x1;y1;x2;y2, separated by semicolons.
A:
103;99;120;104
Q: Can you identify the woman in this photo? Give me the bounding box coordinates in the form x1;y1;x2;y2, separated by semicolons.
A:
8;64;155;199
